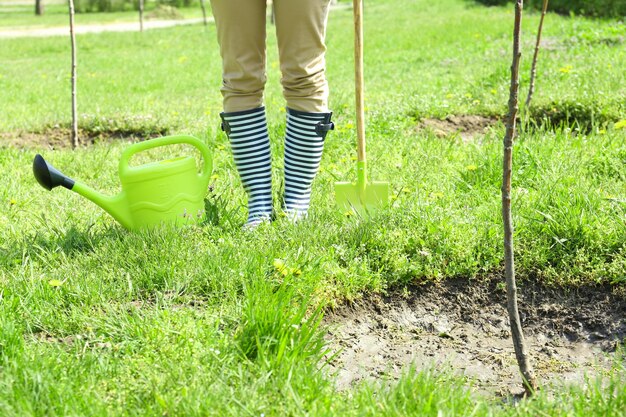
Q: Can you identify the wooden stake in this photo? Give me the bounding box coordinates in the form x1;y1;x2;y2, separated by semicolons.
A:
353;0;366;164
68;0;78;149
525;0;549;109
502;0;538;395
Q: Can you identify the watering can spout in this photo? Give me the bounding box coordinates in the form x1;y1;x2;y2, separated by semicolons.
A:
72;183;133;229
33;154;133;229
33;154;75;191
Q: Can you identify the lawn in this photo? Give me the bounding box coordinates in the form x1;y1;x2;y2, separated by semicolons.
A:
0;0;625;415
0;0;206;29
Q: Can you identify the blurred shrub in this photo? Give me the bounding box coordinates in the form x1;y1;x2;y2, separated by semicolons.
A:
528;100;623;132
74;0;198;13
74;0;130;13
146;4;185;19
473;0;626;18
156;0;194;8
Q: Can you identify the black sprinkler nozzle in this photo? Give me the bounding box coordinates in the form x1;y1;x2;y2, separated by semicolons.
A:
33;154;75;191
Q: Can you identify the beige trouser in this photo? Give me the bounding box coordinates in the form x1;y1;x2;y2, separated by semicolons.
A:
210;0;332;113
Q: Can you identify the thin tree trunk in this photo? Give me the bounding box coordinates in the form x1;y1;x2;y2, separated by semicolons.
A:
200;0;208;27
525;0;549;109
35;0;44;15
502;0;537;396
139;0;144;32
68;0;78;149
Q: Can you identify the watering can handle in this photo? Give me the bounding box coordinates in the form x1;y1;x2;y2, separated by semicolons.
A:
119;135;212;184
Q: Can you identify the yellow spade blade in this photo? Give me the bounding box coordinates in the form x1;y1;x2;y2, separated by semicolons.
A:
335;180;389;217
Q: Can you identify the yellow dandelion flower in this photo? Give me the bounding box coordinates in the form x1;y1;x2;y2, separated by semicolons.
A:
48;279;63;287
559;65;573;74
466;164;478;171
273;259;289;276
9;199;16;205
345;210;355;217
614;120;626;130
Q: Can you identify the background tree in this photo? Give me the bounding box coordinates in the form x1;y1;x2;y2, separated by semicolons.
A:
200;0;208;27
139;0;144;32
35;0;44;15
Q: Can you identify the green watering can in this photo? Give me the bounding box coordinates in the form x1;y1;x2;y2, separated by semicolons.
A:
33;135;212;231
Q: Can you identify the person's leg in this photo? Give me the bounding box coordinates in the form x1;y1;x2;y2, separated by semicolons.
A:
220;107;273;227
210;0;267;112
273;0;331;112
274;0;334;220
281;108;333;219
211;0;273;227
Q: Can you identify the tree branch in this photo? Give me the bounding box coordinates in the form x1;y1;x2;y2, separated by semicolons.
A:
525;0;549;109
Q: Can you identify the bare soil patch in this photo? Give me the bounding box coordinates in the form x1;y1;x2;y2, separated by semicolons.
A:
324;277;626;397
0;127;163;149
416;115;500;142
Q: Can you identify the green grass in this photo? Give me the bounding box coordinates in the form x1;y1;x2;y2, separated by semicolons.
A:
1;0;625;415
0;1;206;29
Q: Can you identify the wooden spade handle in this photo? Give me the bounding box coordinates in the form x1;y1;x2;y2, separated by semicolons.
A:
353;0;366;164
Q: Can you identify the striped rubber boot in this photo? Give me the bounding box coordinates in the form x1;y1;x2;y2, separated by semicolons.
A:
220;107;273;228
283;108;334;220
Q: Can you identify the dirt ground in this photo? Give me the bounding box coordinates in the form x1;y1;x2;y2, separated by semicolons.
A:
0;128;157;149
324;277;626;397
416;115;501;142
2;113;499;149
